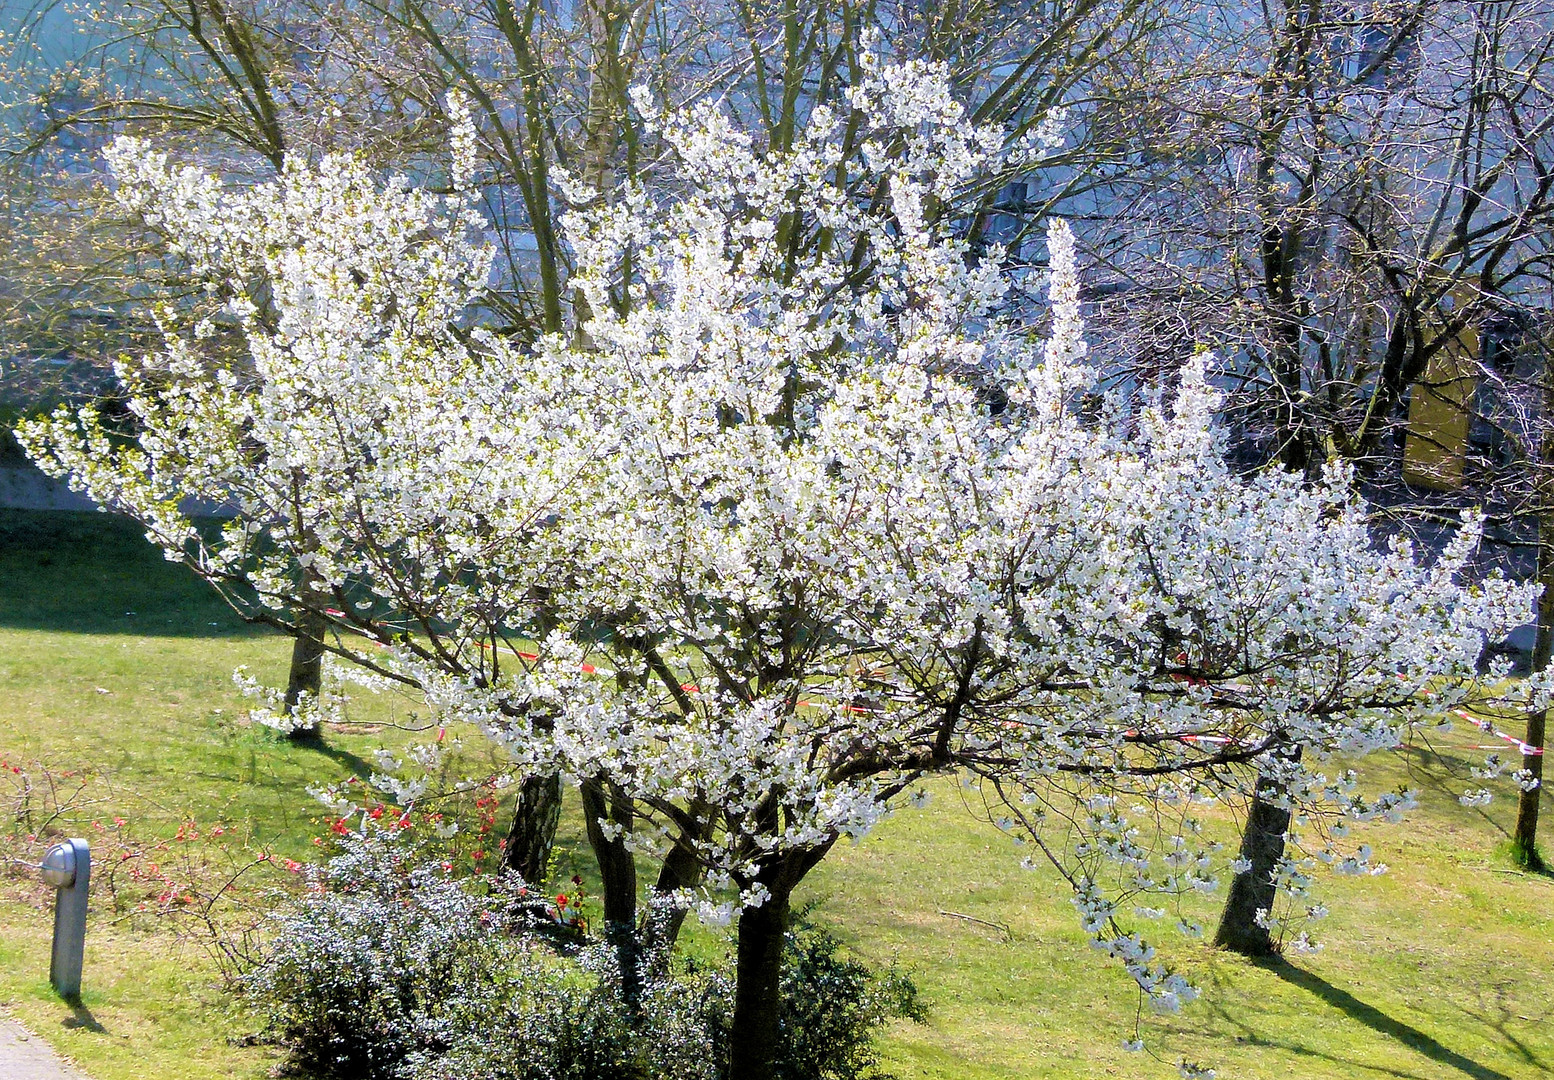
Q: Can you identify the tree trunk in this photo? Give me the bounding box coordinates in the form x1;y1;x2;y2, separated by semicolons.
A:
581;777;641;1005
502;772;563;885
723;840;835;1078
1514;453;1554;868
728;885;792;1080
641;832;703;962
1353;312;1419;463
283;601;326;745
1215;778;1292;956
1516;707;1548;870
640;799;715;965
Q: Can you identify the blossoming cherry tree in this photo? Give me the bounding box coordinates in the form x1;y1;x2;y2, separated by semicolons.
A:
23;49;1534;1078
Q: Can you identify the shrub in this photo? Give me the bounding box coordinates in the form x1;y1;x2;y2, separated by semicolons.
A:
243;836;523;1080
408;957;722;1080
244;839;922;1080
772;912;925;1080
415;916;924;1080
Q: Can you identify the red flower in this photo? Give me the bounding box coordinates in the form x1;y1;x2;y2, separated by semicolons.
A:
556;893;568;907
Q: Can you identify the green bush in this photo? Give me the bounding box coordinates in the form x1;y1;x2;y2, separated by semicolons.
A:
242;838;524;1080
408;963;719;1080
773;912;925;1080
243;837;922;1080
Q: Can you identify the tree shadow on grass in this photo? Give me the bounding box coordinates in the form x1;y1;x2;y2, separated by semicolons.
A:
302;740;377;786
61;999;106;1034
1197;963;1436;1080
0;509;263;638
1395;742;1510;839
1452;982;1552;1077
1259;958;1513;1080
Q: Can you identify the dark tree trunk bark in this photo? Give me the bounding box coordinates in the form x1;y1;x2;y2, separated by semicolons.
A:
641;821;706;962
643;798;716;958
1514;488;1554;868
1270;331;1314;477
728;885;792;1080
283;601;326;745
724;840;833;1080
1354;312;1420;464
501;772;563;885
581;777;641;1005
1516;708;1548;870
1215;778;1292;956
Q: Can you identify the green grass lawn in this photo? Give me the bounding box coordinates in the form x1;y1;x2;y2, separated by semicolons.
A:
1;508;1552;1080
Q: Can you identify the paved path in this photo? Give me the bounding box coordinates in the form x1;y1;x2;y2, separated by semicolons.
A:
0;465;233;516
0;1018;90;1080
0;467;96;512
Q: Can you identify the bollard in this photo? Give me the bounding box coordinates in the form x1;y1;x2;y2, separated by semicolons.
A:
39;838;90;1001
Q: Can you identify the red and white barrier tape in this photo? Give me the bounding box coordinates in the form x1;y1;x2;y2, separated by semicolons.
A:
465;641;894;711
1455;710;1545;756
318;622;1545;750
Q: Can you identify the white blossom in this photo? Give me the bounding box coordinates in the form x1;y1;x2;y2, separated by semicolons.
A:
17;46;1542;1064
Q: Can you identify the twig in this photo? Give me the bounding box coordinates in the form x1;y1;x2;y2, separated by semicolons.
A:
937;909;1012;938
1477;866;1554;884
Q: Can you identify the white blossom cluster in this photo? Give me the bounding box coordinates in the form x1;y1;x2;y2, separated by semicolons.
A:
18;51;1539;1038
232;665;343;734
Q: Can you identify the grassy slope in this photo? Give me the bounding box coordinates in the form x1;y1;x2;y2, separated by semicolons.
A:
810;769;1553;1080
1;509;1552;1080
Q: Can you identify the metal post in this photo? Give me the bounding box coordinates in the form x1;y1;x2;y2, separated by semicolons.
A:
40;839;89;1001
